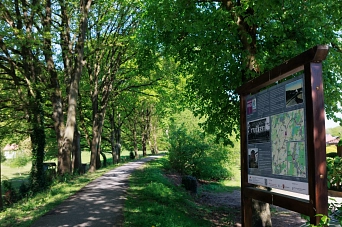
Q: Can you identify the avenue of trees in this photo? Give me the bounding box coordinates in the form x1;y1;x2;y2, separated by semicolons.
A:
1;0;342;223
0;0;176;192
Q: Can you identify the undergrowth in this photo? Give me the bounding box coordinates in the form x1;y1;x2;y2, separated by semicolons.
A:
124;157;238;227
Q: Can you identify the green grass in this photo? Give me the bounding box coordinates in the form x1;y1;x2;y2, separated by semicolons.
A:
0;151;112;194
0;152;167;227
124;157;240;227
0;160;125;227
1;149;138;180
326;145;337;154
200;164;241;193
0;150;143;193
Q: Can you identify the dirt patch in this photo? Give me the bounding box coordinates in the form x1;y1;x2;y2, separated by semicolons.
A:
164;173;307;226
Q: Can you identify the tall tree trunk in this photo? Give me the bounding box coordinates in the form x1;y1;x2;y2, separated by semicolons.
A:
149;121;158;154
222;2;271;225
142;135;147;156
133;117;138;158
100;150;107;167
0;148;3;210
90;110;105;171
110;110;118;164
89;95;99;172
110;108;122;164
72;124;81;173
60;0;92;174
30;92;46;193
96;123;103;169
141;108;151;156
42;0;66;175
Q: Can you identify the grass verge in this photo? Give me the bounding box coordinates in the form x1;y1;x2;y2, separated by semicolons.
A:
0;161;124;227
124;156;240;227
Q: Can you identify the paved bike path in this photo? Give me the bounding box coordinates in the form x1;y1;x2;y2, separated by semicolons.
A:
31;155;163;227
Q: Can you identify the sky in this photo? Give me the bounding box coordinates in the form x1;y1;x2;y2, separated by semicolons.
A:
325;113;341;129
326;118;339;129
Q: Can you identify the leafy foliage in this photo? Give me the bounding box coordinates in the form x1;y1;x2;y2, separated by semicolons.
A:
326;126;342;138
327;156;342;190
6;152;30;172
142;0;342;144
0;150;6;163
168;110;237;180
125;157;219;227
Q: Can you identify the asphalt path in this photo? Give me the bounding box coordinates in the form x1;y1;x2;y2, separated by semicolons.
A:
31;155;163;227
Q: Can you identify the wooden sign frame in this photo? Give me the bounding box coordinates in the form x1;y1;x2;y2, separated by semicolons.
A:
236;45;329;226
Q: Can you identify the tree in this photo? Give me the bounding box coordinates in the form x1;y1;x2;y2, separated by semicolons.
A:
168;109;238;179
327;126;342;137
142;0;342;144
0;0;50;191
56;0;93;174
141;0;342;225
0;148;5;210
82;0;143;171
7;151;30;176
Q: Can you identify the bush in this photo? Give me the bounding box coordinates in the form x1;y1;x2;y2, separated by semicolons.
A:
19;182;30;199
168;125;234;180
7;151;30;175
327;152;338;158
2;180;18;205
0;150;6;163
327;156;342;190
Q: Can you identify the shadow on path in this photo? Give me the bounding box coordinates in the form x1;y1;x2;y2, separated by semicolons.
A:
31;155;163;227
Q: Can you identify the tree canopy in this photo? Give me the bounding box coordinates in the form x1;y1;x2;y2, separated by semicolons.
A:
1;0;342;179
141;0;342;144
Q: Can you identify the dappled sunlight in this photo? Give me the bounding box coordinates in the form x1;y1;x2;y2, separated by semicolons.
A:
29;156;163;227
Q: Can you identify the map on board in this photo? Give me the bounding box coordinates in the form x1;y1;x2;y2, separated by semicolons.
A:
271;108;306;178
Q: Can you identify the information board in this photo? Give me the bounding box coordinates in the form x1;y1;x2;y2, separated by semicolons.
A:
246;75;308;194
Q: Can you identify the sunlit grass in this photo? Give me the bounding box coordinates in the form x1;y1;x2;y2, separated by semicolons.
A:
0;160;124;227
326;145;337;154
0;152;166;227
124;157;240;227
124;157;211;227
199;164;241;193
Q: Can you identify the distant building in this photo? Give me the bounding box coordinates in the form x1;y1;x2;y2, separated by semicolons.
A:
3;143;19;159
326;134;340;146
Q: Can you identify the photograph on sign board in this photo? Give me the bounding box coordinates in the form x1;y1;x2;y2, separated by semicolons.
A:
285;79;303;107
247;117;270;144
248;148;258;168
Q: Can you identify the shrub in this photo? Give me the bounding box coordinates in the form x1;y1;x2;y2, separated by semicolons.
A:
326;152;338;158
327;156;342;190
7;151;30;176
168;125;234;180
2;180;18;205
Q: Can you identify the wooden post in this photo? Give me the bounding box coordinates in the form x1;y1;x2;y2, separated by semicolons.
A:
240;95;253;226
337;145;342;157
0;147;3;210
304;62;328;224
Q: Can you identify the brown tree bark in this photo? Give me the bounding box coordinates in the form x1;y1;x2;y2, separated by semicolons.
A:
221;1;270;226
0;148;3;210
141;108;151;157
42;0;66;175
149;124;159;154
72;125;81;173
110;107;122;164
60;0;92;174
133;116;139;158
